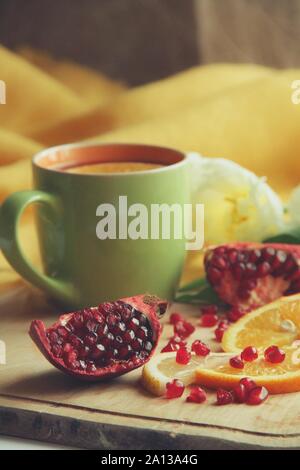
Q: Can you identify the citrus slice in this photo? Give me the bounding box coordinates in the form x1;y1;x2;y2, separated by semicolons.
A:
142;352;231;396
195;344;300;394
222;294;300;352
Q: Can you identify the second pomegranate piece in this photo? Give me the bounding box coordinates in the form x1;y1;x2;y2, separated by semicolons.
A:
205;242;300;309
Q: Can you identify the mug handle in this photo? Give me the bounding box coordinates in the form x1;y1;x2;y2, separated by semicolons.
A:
0;190;77;306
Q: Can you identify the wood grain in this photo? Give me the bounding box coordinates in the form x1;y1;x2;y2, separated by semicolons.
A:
0;287;300;449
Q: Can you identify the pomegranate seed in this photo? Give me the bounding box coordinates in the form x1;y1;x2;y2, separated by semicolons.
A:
216;389;234;405
246;386;269;405
233;383;247;403
227;307;245;322
207;267;222;284
52;344;63;357
228;249;238;263
201;313;218;327
169;312;184;324
264;345;286;364
244;263;257;279
232;263;245;280
214;327;225;342
136;326;148;340
174;320;195;339
262;247;275;261
161;336;186;353
240;377;256;393
230;356;244;369
241;346;258;362
218;319;229;329
176;348;191;365
201;304;218;316
191;340;210;356
257;261;271;277
57;326;69;339
166;379;185;399
186;386;206;403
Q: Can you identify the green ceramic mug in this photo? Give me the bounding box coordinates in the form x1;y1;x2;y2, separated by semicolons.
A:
0;143;190;309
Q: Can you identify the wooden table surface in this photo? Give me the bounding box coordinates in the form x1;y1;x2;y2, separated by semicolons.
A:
0;286;300;450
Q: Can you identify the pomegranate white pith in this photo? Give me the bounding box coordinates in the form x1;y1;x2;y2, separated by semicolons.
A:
30;294;167;381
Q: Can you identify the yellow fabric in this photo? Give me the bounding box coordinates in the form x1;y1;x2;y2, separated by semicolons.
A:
0;45;299;293
18;47;126;107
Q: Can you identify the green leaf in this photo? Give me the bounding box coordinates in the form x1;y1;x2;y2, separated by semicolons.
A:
264;226;300;245
177;277;208;293
175;286;220;305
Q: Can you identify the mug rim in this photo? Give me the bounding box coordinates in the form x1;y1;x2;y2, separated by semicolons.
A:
32;142;187;177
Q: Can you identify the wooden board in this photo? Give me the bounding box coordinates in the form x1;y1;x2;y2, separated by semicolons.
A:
0;287;300;450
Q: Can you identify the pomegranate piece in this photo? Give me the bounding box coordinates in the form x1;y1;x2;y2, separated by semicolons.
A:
30;294;167;381
230;356;244;369
173;320;195;339
246;386;269;405
186;386;207;403
264;345;286;364
216;389;234;405
169;312;184;325
166;379;185;399
201;313;218;327
205;242;300;309
191;340;210;356
176;347;191;365
241;346;258;362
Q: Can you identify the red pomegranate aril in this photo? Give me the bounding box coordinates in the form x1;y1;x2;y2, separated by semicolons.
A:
166;379;185;399
212;256;228;270
63;343;72;353
136;326;148;340
131;338;142;351
228;307;245;322
78;345;90;359
90;344;106;359
84;332;98;346
129;317;140;330
161;337;186;353
262;247;276;261
216;389;234;405
186;386;206;403
48;331;59;343
264;345;286;364
257;261;271;277
64;350;78;368
71;313;84;329
233;383;247;403
246;386;269;405
232;263;245;281
207;267;222;284
106;312;120;327
240;377;257;392
176;348;191;365
52;344;63;358
191;340;210;356
230;356;244;369
214;327;225;342
69;334;83;349
118;344;132;359
241;346;258;362
86;361;97;373
201;313;218;327
201;305;218;316
249;249;261;263
124;329;135;342
169;312;184;324
85;319;98;333
144;341;153;352
228;249;238;263
174;320;195;339
57;326;69;339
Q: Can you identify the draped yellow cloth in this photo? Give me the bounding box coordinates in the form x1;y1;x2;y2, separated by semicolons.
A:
0;45;299;291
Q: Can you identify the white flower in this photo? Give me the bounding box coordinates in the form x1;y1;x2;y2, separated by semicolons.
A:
287;185;300;227
187;153;285;245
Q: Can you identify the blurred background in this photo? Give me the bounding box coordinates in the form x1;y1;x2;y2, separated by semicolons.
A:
0;0;299;86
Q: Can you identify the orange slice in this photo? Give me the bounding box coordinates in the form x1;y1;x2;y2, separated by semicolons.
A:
222;294;300;352
195;344;300;394
142;352;231;396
